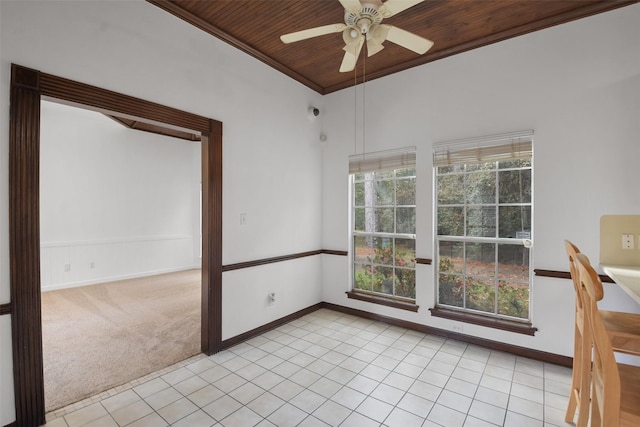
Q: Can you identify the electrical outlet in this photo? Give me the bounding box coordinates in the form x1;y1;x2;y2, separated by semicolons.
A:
622;234;634;249
451;323;463;333
64;264;71;272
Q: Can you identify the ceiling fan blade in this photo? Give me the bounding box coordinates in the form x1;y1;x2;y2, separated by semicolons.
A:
379;0;424;18
280;23;346;44
340;37;364;72
339;0;363;12
384;25;434;54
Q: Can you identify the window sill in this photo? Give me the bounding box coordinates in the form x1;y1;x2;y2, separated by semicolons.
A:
346;291;419;312
429;306;537;336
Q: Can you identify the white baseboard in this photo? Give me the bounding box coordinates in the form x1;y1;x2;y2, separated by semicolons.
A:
41;265;201;292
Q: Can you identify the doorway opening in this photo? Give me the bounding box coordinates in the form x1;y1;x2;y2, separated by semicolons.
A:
39;100;204;411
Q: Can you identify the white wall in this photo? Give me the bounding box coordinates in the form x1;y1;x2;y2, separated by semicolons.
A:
223;256;323;340
0;1;323;424
40;101;201;290
2;1;639;424
321;5;640;357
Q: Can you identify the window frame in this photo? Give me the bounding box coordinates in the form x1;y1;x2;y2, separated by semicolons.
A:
348;152;418;307
433;133;535;328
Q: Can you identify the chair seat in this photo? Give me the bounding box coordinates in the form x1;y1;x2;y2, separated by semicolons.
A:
602;310;640;355
619;363;640;426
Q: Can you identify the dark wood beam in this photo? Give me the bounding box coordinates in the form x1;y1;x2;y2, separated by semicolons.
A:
10;63;46;427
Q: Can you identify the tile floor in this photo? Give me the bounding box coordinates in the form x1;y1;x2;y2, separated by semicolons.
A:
45;308;574;427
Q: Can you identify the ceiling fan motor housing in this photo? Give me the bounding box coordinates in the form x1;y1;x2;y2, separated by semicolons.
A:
344;3;382;34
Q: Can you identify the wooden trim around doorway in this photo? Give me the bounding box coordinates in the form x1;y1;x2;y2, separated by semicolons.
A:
9;63;223;427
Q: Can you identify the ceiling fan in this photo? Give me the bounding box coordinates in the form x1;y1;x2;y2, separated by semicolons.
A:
280;0;434;73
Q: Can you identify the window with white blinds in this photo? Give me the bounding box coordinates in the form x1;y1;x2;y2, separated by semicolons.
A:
433;130;533;168
433;131;533;321
349;147;416;174
350;147;417;302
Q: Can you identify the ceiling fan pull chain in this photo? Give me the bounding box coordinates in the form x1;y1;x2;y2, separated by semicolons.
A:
362;46;366;156
354;59;358;154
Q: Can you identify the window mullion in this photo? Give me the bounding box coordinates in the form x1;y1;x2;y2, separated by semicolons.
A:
462;165;467;311
494;166;499;315
392;172;397;297
494;241;499;315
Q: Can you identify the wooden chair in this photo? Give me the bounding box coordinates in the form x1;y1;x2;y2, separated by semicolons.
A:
564;241;640;426
564;241;592;426
575;252;640;426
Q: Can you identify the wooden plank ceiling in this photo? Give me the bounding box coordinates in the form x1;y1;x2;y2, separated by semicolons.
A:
148;0;637;94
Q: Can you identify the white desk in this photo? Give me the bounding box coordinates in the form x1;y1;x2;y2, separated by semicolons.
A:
601;264;640;305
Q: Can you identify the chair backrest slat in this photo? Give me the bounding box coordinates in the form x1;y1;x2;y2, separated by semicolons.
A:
565;240;584;312
575;252;621;426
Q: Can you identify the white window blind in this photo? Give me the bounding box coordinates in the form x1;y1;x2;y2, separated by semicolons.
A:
349;147;416;174
433;130;533;167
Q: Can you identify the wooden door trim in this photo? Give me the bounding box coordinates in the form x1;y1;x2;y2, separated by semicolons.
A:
8;63;222;426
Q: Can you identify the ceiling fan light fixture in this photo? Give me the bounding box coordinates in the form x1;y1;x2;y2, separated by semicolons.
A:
343;26;362;47
367;40;384;57
368;24;388;42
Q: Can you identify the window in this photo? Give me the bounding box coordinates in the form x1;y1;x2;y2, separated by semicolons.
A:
350;148;416;302
434;132;533;321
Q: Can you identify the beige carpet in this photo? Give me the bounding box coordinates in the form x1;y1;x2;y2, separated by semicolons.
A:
42;269;201;412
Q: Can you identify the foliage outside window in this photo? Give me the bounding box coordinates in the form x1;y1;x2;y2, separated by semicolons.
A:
352;165;416;301
435;136;532;320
